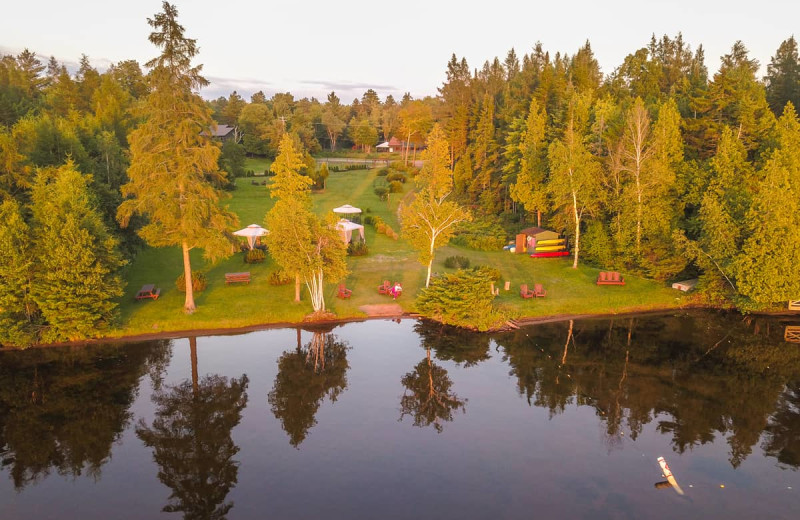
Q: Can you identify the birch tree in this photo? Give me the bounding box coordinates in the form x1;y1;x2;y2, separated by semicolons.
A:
401;125;471;287
547;93;602;268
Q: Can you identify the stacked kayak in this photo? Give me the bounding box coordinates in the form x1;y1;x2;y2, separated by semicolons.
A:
530;238;569;258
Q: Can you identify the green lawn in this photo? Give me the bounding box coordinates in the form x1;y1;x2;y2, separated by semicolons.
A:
112;167;687;338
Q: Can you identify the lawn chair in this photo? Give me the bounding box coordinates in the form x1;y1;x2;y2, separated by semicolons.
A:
534;283;547;297
337;284;352;299
520;284;535;299
378;280;391;294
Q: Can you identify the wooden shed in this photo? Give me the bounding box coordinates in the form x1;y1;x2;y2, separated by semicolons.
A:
515;227;561;253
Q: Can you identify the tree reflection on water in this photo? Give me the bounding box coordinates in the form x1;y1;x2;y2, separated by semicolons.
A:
495;312;800;469
268;329;350;447
0;340;171;489
136;337;249;520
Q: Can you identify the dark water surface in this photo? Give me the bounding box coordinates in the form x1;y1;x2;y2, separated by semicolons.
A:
1;311;799;519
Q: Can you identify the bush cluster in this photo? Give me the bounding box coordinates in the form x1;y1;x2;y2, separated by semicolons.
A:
369;215;399;240
415;268;510;331
347;239;369;256
268;269;292;286
386;172;407;183
245;248;266;263
444;255;471;269
389;180;404;193
452;218;507;251
176;271;208;293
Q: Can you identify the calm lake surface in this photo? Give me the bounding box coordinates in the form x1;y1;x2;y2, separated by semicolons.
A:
1;311;799;519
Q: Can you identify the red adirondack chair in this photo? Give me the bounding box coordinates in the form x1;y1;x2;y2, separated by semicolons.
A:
520;284;535;299
337;284;352;299
378;280;391;294
534;283;547;297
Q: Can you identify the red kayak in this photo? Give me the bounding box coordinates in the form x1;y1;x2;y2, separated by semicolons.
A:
530;251;570;258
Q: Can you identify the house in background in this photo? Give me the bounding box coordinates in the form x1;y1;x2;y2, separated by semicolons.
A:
202;124;236;141
376;136;406;153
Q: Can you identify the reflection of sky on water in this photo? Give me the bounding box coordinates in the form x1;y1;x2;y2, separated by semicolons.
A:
0;313;798;519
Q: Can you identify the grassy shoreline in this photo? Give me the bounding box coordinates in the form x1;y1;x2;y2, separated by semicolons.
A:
18;166;701;347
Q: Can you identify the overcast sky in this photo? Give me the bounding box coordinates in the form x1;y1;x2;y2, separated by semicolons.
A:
2;0;798;101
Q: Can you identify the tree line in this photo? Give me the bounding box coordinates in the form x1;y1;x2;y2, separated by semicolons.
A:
2;0;800;345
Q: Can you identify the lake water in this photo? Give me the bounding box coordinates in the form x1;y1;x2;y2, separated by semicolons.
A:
1;311;799;519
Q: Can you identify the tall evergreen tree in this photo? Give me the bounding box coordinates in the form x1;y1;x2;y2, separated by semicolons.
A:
117;2;238;313
735;103;800;305
0;199;38;346
509;98;548;225
765;36;800;116
31;163;125;342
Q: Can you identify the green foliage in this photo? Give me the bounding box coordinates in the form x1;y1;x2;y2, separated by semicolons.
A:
376;167;390;176
386;172;407;183
388;180;404;193
117;2;238;312
347;237;368;256
0;199;38;347
444;255;470;269
734;104;800;305
176;271;208;293
451;217;506;251
30;163;125;343
219;140;246;178
373;186;389;200
471;265;501;282
416;268;509;331
268;269;292;286
244;248;266;263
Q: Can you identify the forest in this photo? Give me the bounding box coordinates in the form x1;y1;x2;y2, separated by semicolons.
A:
2;7;800;345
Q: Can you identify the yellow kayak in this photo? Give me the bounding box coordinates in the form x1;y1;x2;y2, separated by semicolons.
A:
534;245;567;252
536;239;566;246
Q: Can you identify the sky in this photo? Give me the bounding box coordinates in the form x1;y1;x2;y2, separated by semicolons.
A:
2;0;798;101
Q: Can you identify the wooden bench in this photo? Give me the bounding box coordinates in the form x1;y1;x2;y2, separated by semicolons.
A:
135;284;161;300
225;272;251;284
597;271;625;285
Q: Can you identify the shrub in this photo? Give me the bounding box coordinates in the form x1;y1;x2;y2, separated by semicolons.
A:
472;265;502;282
389;181;404;193
347;239;369;256
363;215;375;226
415;268;509;331
444;255;471;269
386;172;407;183
452;218;507;251
176;271;207;293
374;186;389;200
377;167;390;176
268;269;292;286
245;248;266;263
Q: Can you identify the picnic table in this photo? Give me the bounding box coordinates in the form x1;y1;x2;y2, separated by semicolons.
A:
135;284;161;300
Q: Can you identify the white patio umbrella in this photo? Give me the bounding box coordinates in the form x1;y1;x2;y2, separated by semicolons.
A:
233;224;268;250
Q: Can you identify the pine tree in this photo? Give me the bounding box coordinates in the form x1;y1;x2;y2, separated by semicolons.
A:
765;36;800;116
735;103;800;305
509;98;548;225
117;2;238;313
30;163;125;342
0;199;38;346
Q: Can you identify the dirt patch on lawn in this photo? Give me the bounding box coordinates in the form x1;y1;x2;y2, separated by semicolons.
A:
359;304;404;317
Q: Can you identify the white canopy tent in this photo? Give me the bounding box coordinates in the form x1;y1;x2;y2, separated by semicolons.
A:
233;224;269;250
336;218;365;244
